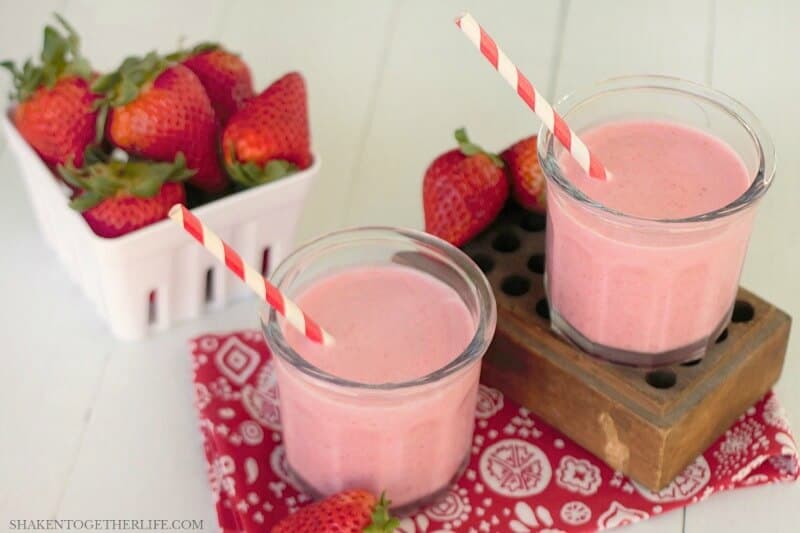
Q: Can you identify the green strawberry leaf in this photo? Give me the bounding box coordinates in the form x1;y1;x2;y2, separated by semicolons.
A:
487;152;505;167
116;78;141;106
69;190;104;212
225;162;249;186
90;72;118;94
66;55;92;79
41;26;68;70
0;61;19;77
90;169;119;196
263;160;296;181
57;161;86;188
131;173;163;197
64;153;193;207
363;492;400;533
94;104;109;144
92;51;168;108
241;162;263;184
227;159;298;188
453;127;505;168
1;14;91;102
459;142;482;156
82;144;108;166
190;42;220;54
167;153;196;181
53;13;79;41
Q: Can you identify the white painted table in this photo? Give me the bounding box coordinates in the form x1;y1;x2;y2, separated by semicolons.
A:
1;1;797;531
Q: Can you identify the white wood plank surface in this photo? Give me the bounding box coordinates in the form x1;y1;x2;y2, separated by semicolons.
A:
60;0;231;72
554;0;714;96
0;148;114;516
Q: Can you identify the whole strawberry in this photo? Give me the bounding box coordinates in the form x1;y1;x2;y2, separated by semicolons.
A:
59;152;194;238
271;490;398;533
501;134;546;213
423;128;508;247
1;15;98;168
222;72;311;187
170;43;254;125
92;53;227;193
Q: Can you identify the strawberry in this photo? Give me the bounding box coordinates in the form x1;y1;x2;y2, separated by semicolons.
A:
170;43;254;125
1;15;98;168
92;53;227;193
271;490;398;533
221;72;311;187
423;128;508;247
59;152;194;238
501;135;546;213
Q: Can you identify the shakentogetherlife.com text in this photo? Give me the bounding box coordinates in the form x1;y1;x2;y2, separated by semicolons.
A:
8;519;204;531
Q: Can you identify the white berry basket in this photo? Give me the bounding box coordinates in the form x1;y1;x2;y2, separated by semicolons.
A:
3;113;318;340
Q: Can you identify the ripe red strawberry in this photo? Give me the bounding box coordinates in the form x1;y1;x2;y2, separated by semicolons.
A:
221;72;311;187
92;53;227;193
501;134;546;213
423;128;509;247
2;15;98;168
171;43;254;125
59;152;194;238
271;490;398;533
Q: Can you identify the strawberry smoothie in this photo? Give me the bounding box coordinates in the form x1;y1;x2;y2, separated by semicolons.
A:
284;265;475;383
546;119;755;360
264;230;495;510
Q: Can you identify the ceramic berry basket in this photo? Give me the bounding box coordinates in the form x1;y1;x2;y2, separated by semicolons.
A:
3;113;318;340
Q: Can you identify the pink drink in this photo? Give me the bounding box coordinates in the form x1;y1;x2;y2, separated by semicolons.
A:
546;119;756;360
284;266;474;383
264;229;495;510
559;121;750;220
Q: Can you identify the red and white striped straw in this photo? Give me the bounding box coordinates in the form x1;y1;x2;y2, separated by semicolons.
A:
168;205;334;346
455;12;609;180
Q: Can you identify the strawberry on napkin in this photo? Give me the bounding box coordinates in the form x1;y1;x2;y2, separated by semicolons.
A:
190;331;799;532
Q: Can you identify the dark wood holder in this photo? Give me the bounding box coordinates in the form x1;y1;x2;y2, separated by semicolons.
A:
463;205;791;491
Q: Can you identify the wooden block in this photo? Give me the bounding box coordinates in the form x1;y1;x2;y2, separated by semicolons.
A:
463;205;792;491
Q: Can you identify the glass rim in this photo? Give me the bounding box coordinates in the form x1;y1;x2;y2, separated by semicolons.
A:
536;74;776;226
260;226;497;392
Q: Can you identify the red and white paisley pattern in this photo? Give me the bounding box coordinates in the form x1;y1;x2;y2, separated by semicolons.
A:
475;385;504;419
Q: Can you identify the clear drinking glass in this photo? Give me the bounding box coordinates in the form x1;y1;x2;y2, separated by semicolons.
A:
261;227;496;511
537;76;775;366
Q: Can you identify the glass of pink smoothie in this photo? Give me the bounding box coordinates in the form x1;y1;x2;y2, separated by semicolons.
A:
261;227;496;511
537;76;775;366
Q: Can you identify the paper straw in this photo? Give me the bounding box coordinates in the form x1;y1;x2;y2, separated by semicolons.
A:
455;12;609;180
168;205;334;346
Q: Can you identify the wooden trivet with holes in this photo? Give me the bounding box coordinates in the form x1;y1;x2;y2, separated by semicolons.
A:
462;204;792;491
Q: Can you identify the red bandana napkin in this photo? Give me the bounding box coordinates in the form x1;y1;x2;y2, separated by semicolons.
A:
190;331;799;532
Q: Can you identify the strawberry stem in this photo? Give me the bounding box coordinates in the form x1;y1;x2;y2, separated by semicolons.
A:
1;13;91;102
226;149;298;188
91;51;169;108
454;127;504;168
59;152;195;212
90;51;170;139
363;492;400;533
